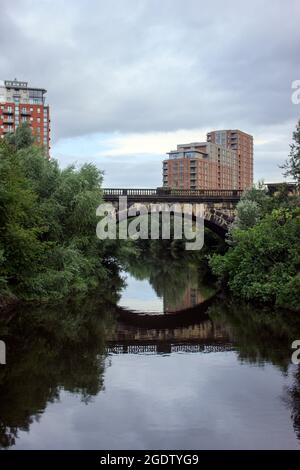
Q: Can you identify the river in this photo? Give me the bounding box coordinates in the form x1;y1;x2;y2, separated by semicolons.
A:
0;247;300;449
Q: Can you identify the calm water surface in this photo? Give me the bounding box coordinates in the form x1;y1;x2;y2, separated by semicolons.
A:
0;255;300;449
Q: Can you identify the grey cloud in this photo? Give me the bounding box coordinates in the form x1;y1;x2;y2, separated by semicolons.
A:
1;0;299;142
56;152;164;188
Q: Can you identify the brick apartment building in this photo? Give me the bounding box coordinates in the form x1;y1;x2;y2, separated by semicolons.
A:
0;79;50;156
163;129;253;191
207;129;253;189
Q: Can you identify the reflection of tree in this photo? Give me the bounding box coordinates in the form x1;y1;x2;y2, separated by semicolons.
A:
120;238;218;311
284;366;300;441
208;300;300;370
0;295;117;448
209;299;300;445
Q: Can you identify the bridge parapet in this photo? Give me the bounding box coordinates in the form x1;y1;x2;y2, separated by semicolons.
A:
103;188;243;203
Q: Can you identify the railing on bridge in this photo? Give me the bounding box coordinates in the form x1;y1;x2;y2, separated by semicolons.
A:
103;188;158;196
102;188;243;199
106;342;234;355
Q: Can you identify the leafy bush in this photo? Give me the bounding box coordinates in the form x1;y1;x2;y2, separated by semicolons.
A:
0;126;111;302
210;208;300;311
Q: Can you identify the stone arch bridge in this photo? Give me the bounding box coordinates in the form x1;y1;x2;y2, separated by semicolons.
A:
102;188;243;237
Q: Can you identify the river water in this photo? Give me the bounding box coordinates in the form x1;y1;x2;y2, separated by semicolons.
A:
0;251;300;449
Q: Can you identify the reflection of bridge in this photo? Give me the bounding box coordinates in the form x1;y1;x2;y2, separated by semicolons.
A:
114;296;216;328
106;300;234;355
103;188;243;236
107;342;234;355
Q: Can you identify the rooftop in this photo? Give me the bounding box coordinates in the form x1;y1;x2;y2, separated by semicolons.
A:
1;79;47;94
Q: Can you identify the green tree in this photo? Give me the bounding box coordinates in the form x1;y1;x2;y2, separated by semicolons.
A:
0;127;119;303
231;199;261;231
281;118;300;187
209;208;300;311
0;140;43;295
4;122;34;150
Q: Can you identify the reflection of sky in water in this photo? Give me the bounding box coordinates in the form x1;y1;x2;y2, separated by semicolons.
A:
118;273;164;313
12;354;299;450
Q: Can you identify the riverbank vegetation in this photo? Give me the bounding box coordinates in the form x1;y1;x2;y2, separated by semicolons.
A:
0;123;122;303
209;119;300;312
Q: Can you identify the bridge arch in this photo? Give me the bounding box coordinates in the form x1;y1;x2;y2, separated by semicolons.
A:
102;188;241;238
115;207;230;238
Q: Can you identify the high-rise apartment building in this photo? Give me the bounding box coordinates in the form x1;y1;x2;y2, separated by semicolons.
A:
163;129;253;190
0;79;50;156
163;141;238;190
207;129;253;189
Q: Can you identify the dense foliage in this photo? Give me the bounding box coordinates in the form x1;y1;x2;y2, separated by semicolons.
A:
210;204;300;310
209;120;300;312
281;118;300;187
0;125;115;301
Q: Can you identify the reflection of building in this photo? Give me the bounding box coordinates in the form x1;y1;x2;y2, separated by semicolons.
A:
0;79;51;156
164;287;205;313
163;129;253;191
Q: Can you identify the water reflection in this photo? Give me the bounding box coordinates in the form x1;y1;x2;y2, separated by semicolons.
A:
119;244;216;314
108;308;233;355
0;296;116;448
0;248;300;449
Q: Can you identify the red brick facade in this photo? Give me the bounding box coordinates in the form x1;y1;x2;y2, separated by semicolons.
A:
163;130;253;191
0;80;51;156
207;129;253;190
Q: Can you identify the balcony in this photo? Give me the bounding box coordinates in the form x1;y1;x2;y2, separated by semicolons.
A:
2;109;13;115
21;109;31;116
3;117;14;124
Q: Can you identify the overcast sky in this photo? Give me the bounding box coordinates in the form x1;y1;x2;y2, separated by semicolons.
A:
1;0;299;186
